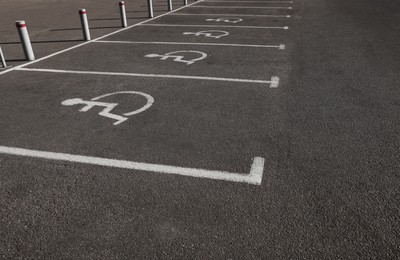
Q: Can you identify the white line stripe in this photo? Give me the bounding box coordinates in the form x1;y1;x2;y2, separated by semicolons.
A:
171;13;291;17
0;145;265;185
142;24;289;29
16;68;277;85
95;40;285;49
0;0;202;76
204;1;293;3
189;6;292;9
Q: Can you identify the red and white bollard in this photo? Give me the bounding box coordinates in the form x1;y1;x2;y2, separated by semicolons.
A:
0;46;6;68
15;20;35;61
79;9;91;41
147;0;154;18
119;1;128;28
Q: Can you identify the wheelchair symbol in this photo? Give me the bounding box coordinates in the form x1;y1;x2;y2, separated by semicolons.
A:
205;18;243;24
61;91;154;126
145;50;207;65
182;30;229;39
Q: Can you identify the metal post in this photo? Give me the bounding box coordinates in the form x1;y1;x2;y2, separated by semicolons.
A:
0;47;6;68
15;20;35;61
168;0;173;11
119;1;128;28
184;0;188;5
147;0;154;18
79;9;91;41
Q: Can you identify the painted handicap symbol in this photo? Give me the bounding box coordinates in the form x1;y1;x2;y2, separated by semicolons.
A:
61;91;154;126
205;18;243;24
145;50;207;65
182;30;229;39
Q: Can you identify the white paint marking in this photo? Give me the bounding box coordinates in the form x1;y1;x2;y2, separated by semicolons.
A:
248;157;265;184
62;91;154;125
183;30;229;39
0;146;265;185
142;24;289;29
145;50;207;65
206;17;243;23
95;40;285;49
270;76;279;88
0;0;202;76
189;6;292;9
171;13;291;18
205;1;293;2
16;68;278;85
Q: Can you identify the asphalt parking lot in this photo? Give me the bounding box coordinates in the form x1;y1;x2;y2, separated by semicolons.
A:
1;0;400;258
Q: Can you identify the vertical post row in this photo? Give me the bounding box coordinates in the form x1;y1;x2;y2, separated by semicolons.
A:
119;1;128;28
15;20;35;61
0;46;6;68
168;0;173;11
79;9;91;41
147;0;154;18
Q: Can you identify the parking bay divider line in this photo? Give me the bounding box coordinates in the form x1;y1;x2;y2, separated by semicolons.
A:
15;68;280;87
171;13;291;18
141;24;289;29
0;145;265;185
0;0;203;76
95;40;286;49
188;6;293;9
203;1;293;3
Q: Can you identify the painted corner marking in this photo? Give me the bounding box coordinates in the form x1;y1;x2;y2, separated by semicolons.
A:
0;145;265;185
247;157;265;185
270;76;280;88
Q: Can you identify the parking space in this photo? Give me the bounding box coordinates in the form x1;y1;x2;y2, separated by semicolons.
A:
101;25;288;46
195;1;292;5
173;6;293;15
23;43;285;85
146;13;289;27
0;70;278;177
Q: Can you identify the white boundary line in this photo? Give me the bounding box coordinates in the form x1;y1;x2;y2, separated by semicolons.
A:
16;68;280;86
204;0;292;2
188;6;292;9
141;24;289;29
0;145;265;185
96;40;286;49
0;0;202;76
171;13;291;17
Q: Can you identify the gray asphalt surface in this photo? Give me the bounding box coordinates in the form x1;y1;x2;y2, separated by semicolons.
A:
1;0;400;259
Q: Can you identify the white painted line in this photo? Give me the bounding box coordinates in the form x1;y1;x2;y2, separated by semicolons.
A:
142;24;289;29
171;13;291;18
0;0;202;76
204;0;293;2
0;145;265;185
96;40;285;49
16;68;279;86
189;6;292;9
